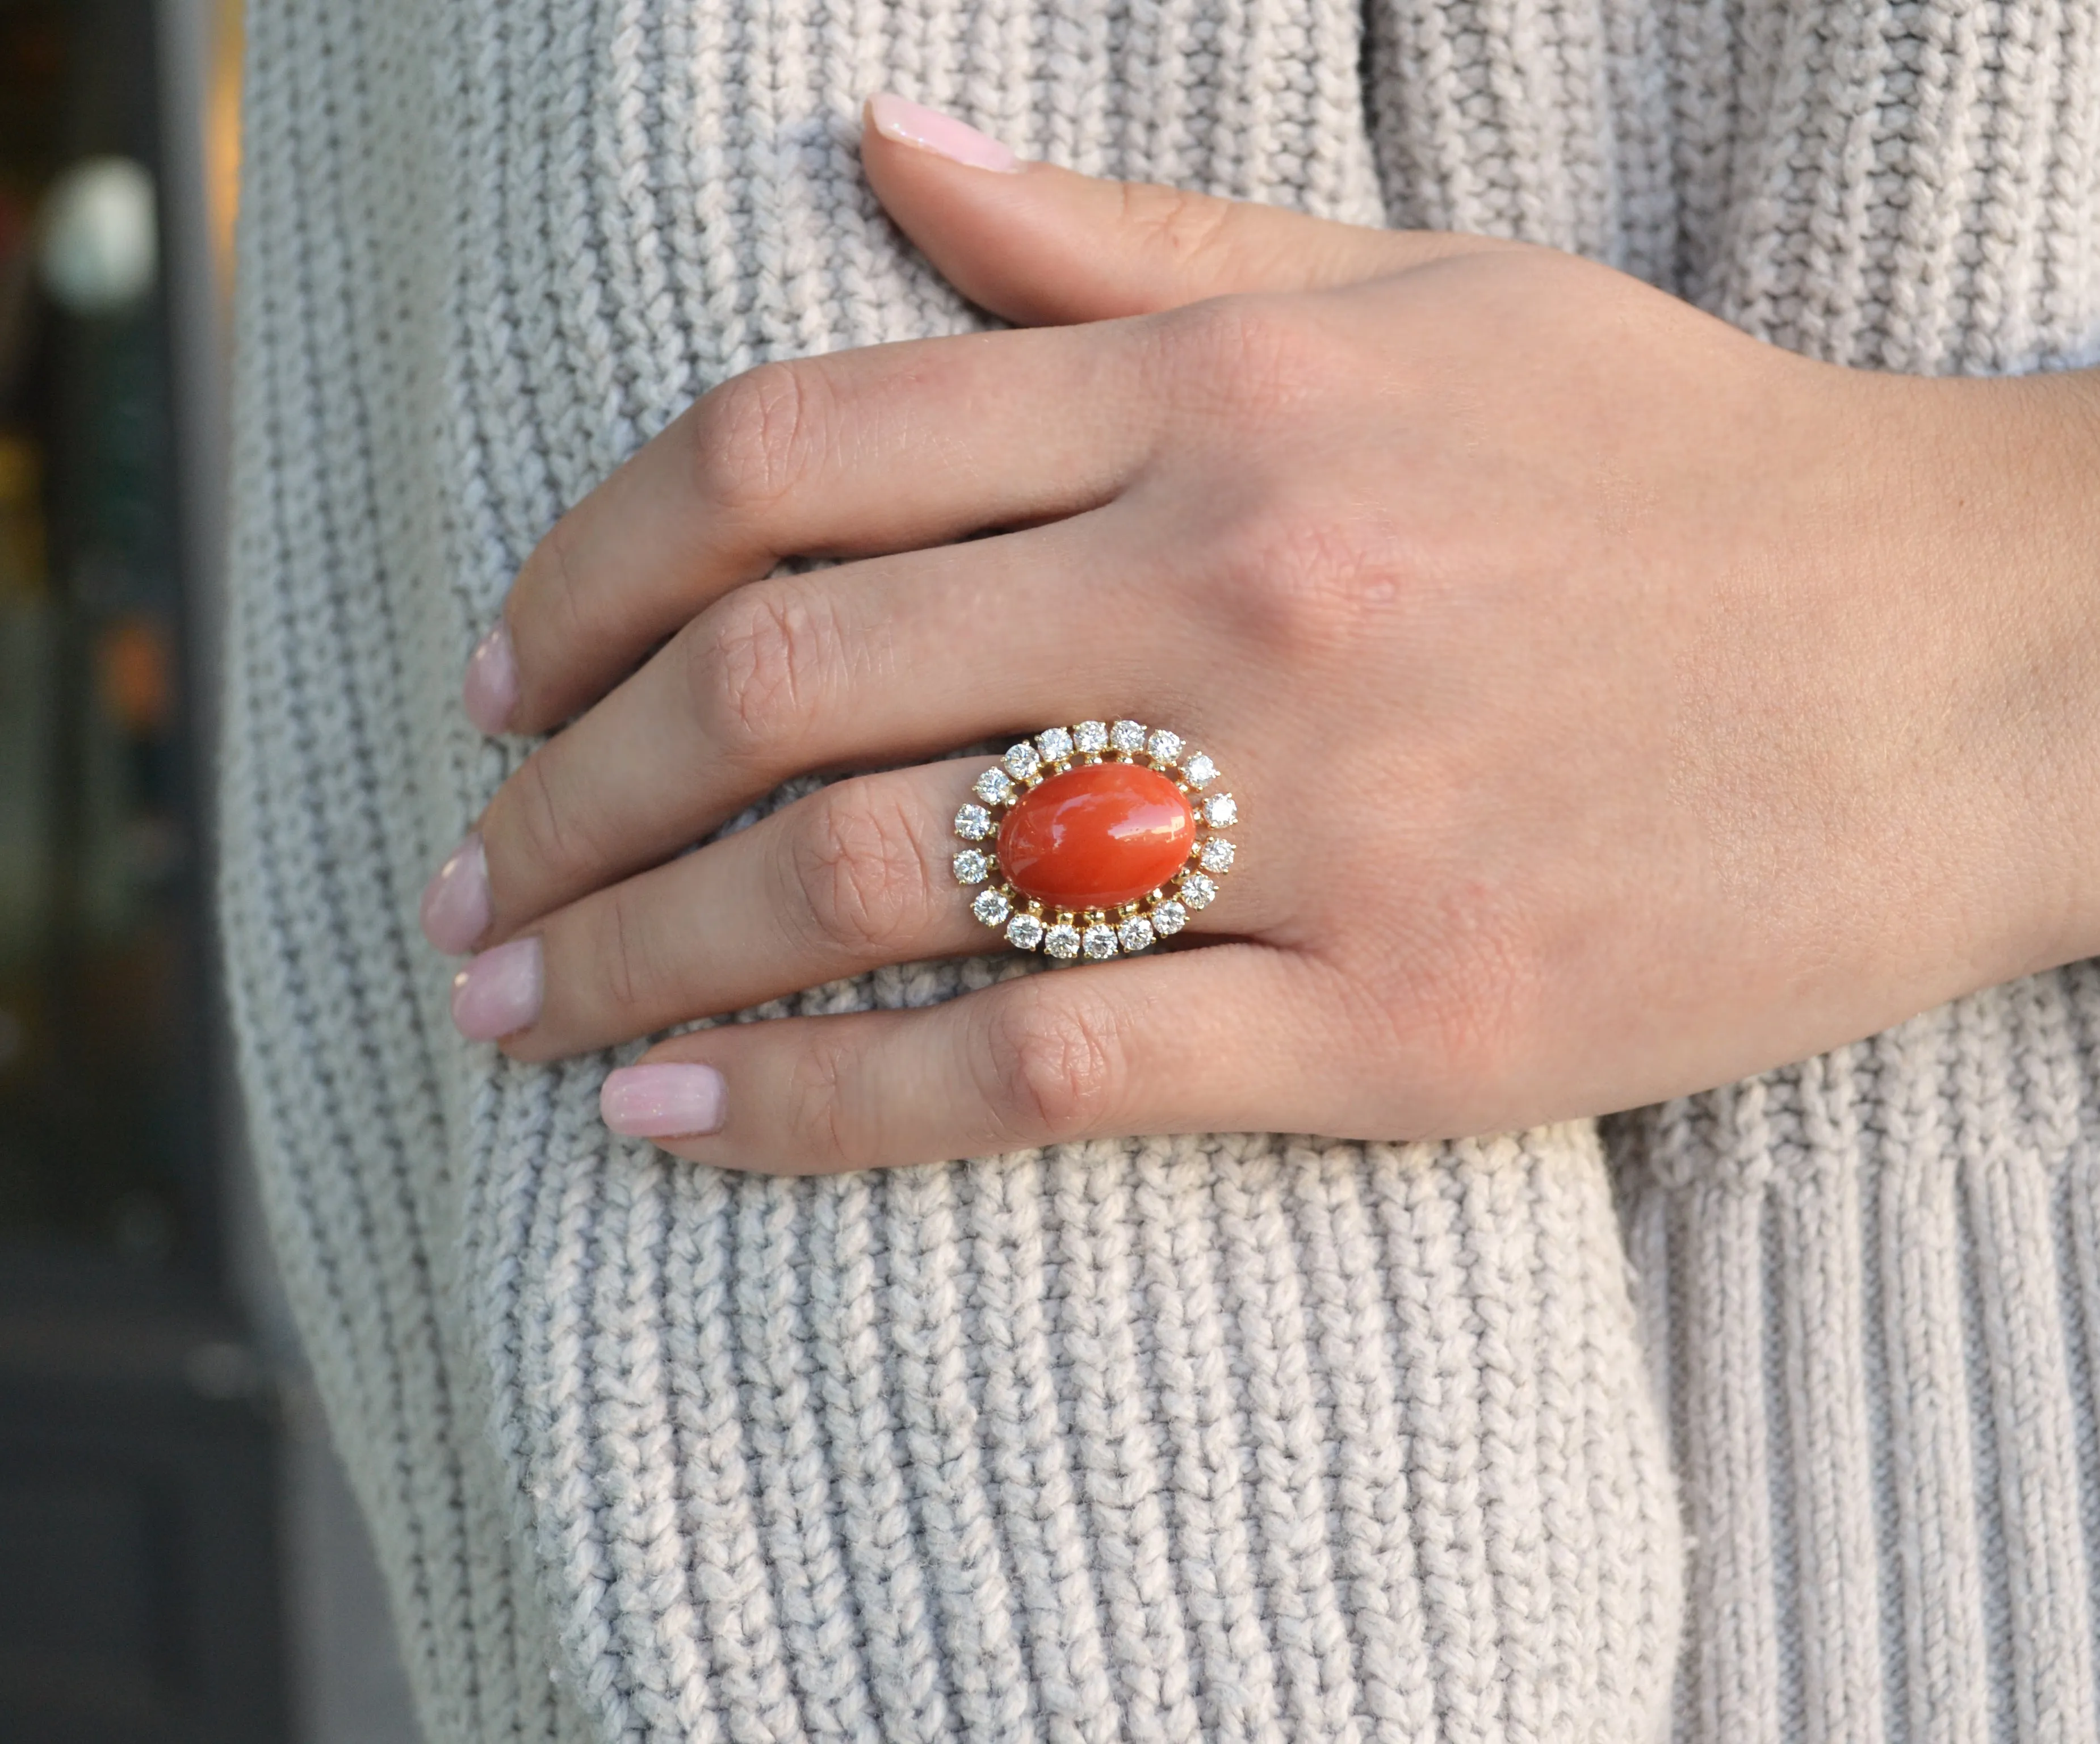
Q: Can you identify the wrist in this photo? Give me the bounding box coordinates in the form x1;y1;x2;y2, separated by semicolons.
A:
1924;366;2100;981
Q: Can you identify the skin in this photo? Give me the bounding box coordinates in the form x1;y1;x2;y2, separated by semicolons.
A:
436;104;2100;1175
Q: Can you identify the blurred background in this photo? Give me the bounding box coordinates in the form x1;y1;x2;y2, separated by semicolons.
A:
1;2;418;1737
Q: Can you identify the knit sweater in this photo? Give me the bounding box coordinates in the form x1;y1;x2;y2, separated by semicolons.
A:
220;3;2100;1742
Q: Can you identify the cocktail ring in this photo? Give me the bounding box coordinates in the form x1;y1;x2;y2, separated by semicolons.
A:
950;720;1237;959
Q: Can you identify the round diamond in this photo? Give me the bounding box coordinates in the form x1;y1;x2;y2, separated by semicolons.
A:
1007;912;1046;950
1200;839;1235;875
1073;720;1110;754
1110;719;1147;754
954;849;990;884
973;888;1012;927
1150;899;1188;936
1180;752;1217;789
1146;728;1183;765
1082;924;1118;960
954;803;995;841
974;767;1017;806
1043;922;1082;960
1117;915;1156;953
1004;741;1041;780
1180;871;1218;909
1202;794;1238;828
1036;726;1074;762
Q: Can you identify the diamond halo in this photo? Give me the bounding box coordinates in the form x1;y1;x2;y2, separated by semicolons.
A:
949;720;1239;959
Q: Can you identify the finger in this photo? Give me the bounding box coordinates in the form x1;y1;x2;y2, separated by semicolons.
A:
489;321;1164;735
456;755;1259;1060
596;944;1341;1173
458;762;980;1058
471;509;1171;940
860;93;1517;326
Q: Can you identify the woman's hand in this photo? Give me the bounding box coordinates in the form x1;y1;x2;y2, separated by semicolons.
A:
420;95;2100;1173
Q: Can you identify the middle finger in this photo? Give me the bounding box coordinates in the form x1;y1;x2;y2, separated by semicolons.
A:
469;505;1177;942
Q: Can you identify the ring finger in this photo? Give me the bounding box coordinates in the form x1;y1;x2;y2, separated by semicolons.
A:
450;753;1263;1060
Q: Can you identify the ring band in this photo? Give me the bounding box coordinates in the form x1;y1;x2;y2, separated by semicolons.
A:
952;720;1237;958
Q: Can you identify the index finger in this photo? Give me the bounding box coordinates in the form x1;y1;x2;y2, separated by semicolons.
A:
486;322;1167;735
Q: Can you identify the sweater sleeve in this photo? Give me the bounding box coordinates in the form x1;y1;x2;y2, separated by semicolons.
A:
1610;965;2100;1744
221;2;1684;1741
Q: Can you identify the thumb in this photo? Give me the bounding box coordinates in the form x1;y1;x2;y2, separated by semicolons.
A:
860;93;1507;326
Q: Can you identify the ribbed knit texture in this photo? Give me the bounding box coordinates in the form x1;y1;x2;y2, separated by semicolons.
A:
220;2;2100;1742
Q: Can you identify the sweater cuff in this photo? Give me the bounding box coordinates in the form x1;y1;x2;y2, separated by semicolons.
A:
472;1113;1683;1742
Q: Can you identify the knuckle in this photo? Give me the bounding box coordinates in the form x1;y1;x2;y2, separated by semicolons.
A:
498;516;600;728
978;987;1125;1143
1118;181;1240;279
786;786;941;958
584;883;664;1020
1152;294;1335;422
534;516;594;651
687;359;833;517
1366;885;1541;1108
1200;495;1389;656
688;581;842;757
785;1030;870;1171
501;748;599;882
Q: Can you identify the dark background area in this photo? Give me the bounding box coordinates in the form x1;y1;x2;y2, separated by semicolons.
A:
0;4;418;1739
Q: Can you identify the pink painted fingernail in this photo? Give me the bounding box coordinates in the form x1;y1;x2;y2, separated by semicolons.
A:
463;621;518;735
420;832;491;954
601;1064;728;1138
865;93;1020;173
450;937;542;1040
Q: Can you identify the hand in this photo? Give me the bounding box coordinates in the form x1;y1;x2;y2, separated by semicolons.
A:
420;94;2100;1174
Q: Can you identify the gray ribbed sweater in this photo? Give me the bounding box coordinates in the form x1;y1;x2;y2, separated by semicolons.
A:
220;2;2100;1741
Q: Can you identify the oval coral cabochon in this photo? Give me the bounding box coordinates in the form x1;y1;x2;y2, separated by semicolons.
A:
996;762;1196;911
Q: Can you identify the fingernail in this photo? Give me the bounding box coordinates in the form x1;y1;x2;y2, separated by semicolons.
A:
420;832;491;954
450;936;542;1040
463;621;518;735
865;93;1020;174
601;1063;728;1138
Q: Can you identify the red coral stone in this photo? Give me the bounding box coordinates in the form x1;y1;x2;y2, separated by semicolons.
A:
996;761;1196;911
